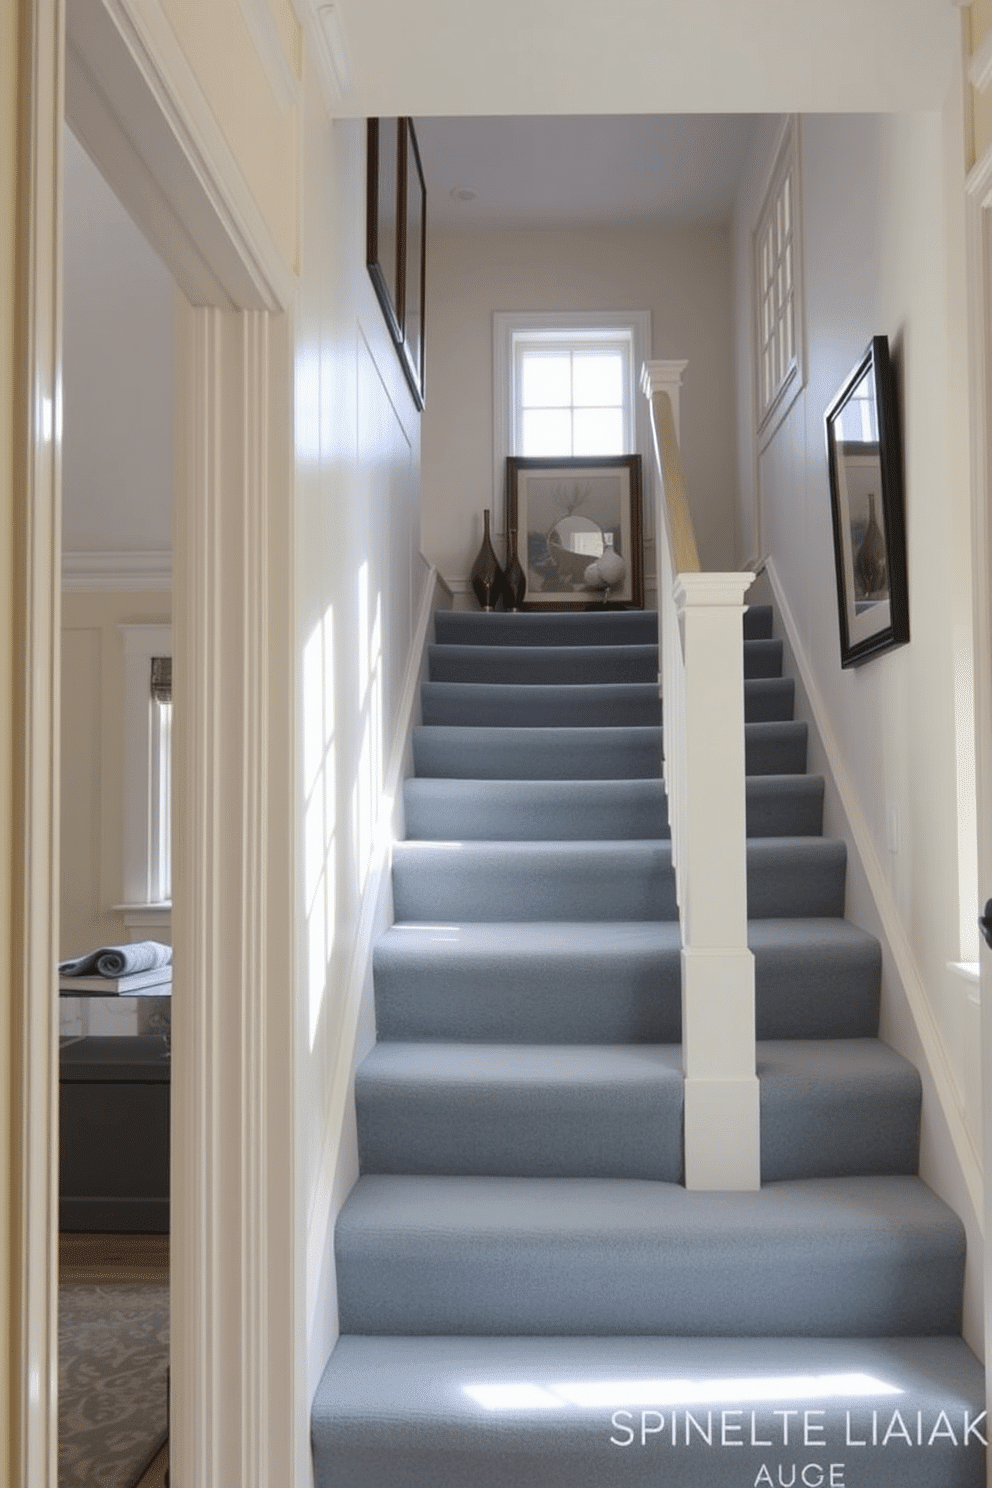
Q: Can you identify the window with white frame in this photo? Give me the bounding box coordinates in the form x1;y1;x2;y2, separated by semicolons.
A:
754;117;804;438
493;310;652;532
120;624;172;928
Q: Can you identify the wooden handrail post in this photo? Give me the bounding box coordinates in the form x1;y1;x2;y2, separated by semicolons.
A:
642;359;759;1191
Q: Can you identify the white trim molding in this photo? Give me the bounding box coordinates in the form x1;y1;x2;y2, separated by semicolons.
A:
293;0;353;113
172;304;299;1485
753;115;805;450
14;0;63;1483
65;0;297;311
62;548;172;591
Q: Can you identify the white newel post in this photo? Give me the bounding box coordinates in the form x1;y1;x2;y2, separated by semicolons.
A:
641;361;760;1192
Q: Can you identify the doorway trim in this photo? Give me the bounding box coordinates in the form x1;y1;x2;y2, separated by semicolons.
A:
19;0;300;1481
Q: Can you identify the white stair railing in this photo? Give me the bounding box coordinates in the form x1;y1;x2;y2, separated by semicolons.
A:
642;361;760;1190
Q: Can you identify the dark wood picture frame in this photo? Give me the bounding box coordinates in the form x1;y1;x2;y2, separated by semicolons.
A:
366;117;402;341
367;117;427;409
397;118;426;409
824;335;909;667
506;455;644;611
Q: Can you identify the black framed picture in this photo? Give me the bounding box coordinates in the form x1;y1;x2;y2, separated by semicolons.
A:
367;118;427;409
366;118;402;341
824;335;909;667
398;119;426;409
506;455;644;610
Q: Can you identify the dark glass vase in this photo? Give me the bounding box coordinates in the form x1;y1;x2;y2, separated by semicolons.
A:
470;509;504;611
503;528;526;611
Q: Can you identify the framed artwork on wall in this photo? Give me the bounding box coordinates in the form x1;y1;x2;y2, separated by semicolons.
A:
824;335;909;667
366;117;402;341
366;117;427;409
506;455;644;610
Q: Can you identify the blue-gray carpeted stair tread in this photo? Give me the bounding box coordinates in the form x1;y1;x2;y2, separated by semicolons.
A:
419;676;795;729
434;609;660;648
391;837;846;922
758;1039;920;1181
335;1173;964;1338
356;1042;684;1181
428;643;659;685
312;1334;986;1488
413;724;663;780
403;774;823;841
373;918;881;1044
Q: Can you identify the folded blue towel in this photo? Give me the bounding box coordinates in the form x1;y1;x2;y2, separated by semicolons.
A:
58;940;173;978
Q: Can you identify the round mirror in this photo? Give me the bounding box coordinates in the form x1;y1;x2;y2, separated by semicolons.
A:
549;515;604;559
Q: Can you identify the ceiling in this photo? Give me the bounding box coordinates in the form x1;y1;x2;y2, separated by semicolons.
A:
416;114;761;231
325;0;959;117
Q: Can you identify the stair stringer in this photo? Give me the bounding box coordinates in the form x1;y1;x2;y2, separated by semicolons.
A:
305;563;452;1393
763;556;985;1356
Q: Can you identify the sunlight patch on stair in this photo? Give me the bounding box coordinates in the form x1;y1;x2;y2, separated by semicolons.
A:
463;1373;904;1412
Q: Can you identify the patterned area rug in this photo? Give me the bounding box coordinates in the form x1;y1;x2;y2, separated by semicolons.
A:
59;1237;169;1488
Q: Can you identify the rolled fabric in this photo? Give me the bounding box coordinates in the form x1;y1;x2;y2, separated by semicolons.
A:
58;940;173;978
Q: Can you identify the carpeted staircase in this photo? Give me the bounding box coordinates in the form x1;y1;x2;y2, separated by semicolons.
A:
312;605;985;1488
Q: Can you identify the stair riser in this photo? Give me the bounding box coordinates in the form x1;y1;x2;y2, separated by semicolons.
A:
429;639;784;684
414;726;663;780
420;677;796;729
336;1178;964;1339
403;775;824;841
432;604;775;646
391;841;846;922
429;643;659;685
356;1050;919;1183
356;1074;684;1181
373;938;881;1045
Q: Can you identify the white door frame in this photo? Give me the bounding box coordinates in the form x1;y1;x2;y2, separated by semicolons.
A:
19;0;301;1481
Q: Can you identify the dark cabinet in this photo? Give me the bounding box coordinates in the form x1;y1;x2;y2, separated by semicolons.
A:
59;1035;170;1233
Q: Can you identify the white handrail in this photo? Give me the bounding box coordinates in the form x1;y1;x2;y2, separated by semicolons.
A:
642;361;760;1191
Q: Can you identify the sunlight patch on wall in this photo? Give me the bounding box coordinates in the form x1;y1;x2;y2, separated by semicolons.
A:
303;604;336;1049
353;562;384;891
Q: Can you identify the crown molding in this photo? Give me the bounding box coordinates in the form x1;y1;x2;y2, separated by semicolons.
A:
62;549;172;591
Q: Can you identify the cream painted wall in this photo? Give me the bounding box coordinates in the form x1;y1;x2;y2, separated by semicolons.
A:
159;0;299;270
293;85;427;1402
733;111;984;1340
421;224;738;597
59;592;171;960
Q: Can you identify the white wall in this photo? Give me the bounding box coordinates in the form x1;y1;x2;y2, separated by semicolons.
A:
293;89;428;1402
62;127;173;556
733;111;983;1340
421;223;739;599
